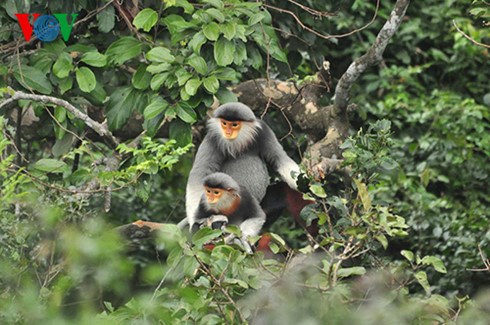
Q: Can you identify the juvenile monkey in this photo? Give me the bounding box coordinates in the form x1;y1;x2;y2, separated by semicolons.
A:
185;103;301;230
194;172;266;247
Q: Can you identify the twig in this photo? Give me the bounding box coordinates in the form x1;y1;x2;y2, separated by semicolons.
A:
467;244;490;272
264;0;380;40
0;91;119;147
113;0;145;41
452;20;490;49
151;254;184;302
285;0;336;18
194;254;247;323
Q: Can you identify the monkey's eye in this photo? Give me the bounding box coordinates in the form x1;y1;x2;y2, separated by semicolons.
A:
232;123;239;128
206;189;211;194
214;191;220;195
221;121;227;126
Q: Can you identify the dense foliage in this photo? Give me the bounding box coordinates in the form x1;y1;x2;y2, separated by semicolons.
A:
0;0;489;323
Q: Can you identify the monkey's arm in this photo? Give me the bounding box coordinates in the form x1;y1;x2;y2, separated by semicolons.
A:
237;192;266;238
189;194;213;233
239;210;266;238
185;137;224;228
259;122;301;190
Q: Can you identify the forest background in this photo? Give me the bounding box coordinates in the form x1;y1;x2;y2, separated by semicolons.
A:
0;0;489;323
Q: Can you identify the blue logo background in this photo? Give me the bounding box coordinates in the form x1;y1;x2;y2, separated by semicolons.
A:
33;15;60;42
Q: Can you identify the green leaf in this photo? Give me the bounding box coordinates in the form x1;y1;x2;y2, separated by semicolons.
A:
146;47;175;63
268;233;286;246
52;52;73;79
420;168;430;187
401;250;414;262
234;41;247;65
44;39;66;56
52;133;74;157
202;0;224;9
181;87;190;101
169;119;192;145
80;51;108;67
248;46;263;69
172;0;195;14
33;159;68;174
483;93;490;107
188;31;207;54
176;69;193;86
154;223;185;248
337;266;366;278
132;65;152;90
144;97;169;120
224;278;249;289
214;37;235;66
30;49;56;74
133;8;158;32
13;65;53;94
176;102;197;123
421;256;447;274
414;271;431;294
214;67;236;80
188;55;208;75
203;22;220;41
58;76;73;94
97;4;115;33
150;73;168;91
354;179;371;212
185;78;202;96
163;14;196;35
75;67;96;93
192;228;222;248
87;81;107;104
252;25;287;63
203;75;219;94
221;23;236;40
248;12;266;25
206;8;225;23
215;87;237;103
375;234;388;250
143;113;164;138
106;87;142;130
309;184;326;198
53;106;67;140
147;63;171;74
106;36;142;65
54;106;67;124
3;0;30;20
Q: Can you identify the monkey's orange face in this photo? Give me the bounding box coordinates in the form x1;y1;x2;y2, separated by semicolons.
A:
220;119;242;139
205;186;224;204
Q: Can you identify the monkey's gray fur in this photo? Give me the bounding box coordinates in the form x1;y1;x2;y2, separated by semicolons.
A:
184;102;300;230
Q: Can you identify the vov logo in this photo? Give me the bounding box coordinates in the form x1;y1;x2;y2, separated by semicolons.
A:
15;13;78;43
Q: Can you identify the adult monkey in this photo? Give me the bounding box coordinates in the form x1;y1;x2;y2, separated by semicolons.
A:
184;102;301;230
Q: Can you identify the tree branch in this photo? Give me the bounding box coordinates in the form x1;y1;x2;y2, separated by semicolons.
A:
0;91;119;147
334;0;410;112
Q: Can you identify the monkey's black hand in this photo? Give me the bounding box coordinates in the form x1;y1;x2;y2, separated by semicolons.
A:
211;220;227;229
207;214;229;230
